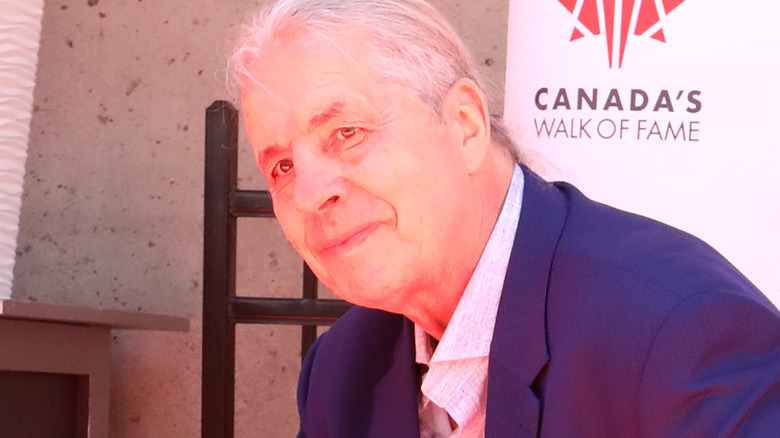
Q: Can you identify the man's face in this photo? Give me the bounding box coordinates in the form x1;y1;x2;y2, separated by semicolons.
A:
240;32;479;315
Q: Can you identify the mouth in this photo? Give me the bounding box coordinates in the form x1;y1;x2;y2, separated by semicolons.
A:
316;222;383;257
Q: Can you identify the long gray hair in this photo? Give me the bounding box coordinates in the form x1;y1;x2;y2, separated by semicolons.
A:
230;0;520;161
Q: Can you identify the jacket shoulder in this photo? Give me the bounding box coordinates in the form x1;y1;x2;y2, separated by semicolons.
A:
297;307;420;437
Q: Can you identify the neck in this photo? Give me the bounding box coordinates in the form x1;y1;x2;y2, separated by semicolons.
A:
410;145;515;339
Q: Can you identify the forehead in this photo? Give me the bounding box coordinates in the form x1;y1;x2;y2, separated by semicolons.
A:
239;31;379;128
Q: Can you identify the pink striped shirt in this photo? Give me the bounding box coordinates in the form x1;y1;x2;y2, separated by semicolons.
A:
416;165;525;437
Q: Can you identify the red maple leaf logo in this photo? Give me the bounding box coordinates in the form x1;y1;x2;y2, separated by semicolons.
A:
558;0;688;68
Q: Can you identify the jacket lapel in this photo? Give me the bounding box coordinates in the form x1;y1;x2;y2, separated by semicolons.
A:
486;166;568;437
300;309;421;438
368;317;422;438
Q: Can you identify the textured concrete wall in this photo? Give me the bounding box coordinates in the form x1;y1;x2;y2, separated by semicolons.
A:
12;0;508;436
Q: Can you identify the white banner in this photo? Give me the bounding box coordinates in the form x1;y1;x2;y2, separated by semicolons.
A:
504;0;780;305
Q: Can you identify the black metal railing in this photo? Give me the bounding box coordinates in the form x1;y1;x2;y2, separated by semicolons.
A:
201;100;351;438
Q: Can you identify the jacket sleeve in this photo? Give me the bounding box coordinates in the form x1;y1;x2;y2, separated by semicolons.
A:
638;290;780;437
296;332;324;438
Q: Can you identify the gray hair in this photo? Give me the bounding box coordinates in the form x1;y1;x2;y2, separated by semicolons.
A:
230;0;520;162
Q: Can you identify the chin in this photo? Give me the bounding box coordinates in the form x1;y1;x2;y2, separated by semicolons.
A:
316;260;416;312
334;281;406;313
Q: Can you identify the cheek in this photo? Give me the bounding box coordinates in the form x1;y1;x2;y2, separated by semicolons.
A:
274;206;307;248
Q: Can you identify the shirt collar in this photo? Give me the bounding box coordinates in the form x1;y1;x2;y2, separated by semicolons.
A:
416;164;525;364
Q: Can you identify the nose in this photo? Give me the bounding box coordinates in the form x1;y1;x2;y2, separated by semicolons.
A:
291;146;346;214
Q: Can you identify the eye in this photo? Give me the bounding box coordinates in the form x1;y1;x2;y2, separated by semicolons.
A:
330;126;367;151
336;127;359;140
271;159;294;178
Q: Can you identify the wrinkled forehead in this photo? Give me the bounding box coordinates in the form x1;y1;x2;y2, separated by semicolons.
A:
237;25;377;91
237;29;410;155
239;28;382;111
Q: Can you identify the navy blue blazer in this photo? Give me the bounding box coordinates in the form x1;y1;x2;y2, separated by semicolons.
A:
297;167;780;437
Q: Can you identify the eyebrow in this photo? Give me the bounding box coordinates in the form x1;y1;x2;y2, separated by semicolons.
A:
256;144;282;169
307;101;345;132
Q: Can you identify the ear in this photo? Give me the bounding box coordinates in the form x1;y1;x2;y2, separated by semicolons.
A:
440;78;492;174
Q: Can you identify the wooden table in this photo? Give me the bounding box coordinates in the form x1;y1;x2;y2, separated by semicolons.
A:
0;299;189;438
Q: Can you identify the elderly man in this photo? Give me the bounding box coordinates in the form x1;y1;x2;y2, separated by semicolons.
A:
230;0;780;436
